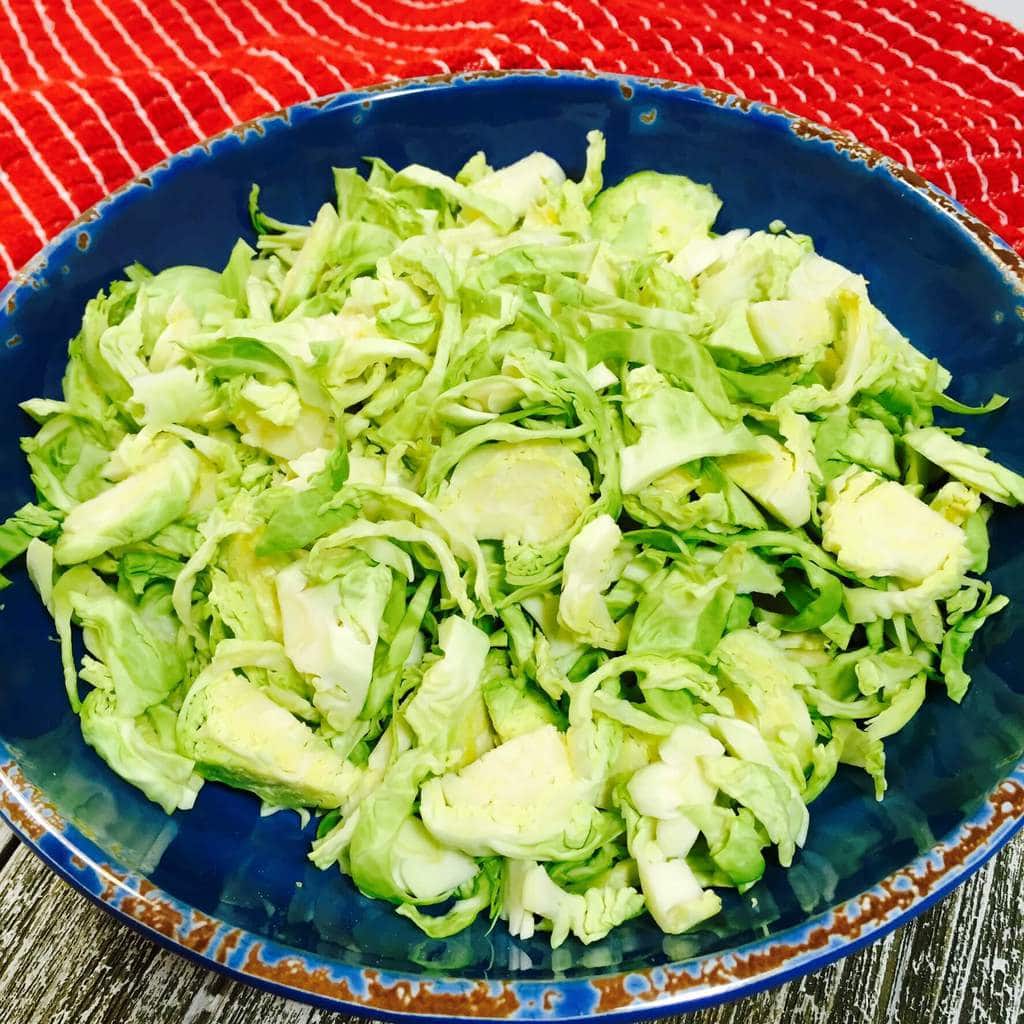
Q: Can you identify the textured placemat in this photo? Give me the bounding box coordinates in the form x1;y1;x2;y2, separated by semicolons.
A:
0;0;1022;285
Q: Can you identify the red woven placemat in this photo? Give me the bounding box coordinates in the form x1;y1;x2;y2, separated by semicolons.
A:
1;0;1022;287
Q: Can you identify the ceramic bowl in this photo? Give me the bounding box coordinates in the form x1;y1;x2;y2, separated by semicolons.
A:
1;71;1022;1022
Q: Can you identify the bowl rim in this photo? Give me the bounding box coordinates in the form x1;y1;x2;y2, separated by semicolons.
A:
1;69;1022;1023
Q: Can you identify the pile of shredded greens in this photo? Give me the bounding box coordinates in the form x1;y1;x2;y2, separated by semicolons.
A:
3;131;1021;947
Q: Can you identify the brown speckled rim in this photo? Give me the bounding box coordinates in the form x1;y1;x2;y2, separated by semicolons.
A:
0;71;1022;1022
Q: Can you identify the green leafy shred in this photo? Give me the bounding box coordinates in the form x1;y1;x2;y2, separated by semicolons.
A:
2;131;1019;946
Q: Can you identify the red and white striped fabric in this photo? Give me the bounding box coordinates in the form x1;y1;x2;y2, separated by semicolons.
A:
1;0;1022;286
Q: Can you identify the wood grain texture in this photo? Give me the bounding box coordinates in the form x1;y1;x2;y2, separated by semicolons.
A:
0;832;1020;1024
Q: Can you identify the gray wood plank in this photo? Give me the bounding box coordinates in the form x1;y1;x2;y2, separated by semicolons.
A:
0;822;14;879
0;834;1020;1024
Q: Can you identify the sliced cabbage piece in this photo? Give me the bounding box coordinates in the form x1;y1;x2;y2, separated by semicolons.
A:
747;298;833;361
471;152;567;220
713;629;817;780
55;438;199;565
128;365;217;427
668;229;749;281
701;756;808;867
81;692;202;814
620;367;754;494
623;804;722;934
590;171;722;255
822;468;967;583
419;724;612;860
403;615;491;765
506;860;644;947
177;667;359;809
626;723;724;819
697;232;808;320
904;427;1024;506
721;435;813;528
277;559;392;733
558;514;629;650
482;667;565;743
347;747;479;905
436;440;593;545
786;251;867;302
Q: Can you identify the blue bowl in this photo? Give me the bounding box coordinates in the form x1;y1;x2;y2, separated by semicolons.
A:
1;71;1023;1021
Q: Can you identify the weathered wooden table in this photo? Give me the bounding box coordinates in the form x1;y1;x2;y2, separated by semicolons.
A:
0;820;1020;1023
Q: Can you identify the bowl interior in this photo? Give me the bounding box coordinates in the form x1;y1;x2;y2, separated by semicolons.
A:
2;73;1024;983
